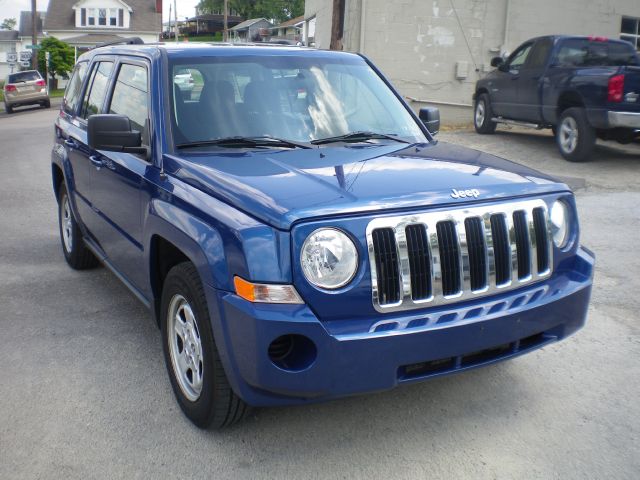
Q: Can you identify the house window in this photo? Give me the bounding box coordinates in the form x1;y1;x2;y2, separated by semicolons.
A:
88;8;96;26
621;16;640;51
109;8;118;26
81;8;86;26
99;8;107;26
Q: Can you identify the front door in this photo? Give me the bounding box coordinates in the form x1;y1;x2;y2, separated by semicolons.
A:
489;42;533;119
516;38;554;123
89;59;151;293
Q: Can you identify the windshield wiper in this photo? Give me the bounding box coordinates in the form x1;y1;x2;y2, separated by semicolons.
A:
310;131;411;145
176;136;312;150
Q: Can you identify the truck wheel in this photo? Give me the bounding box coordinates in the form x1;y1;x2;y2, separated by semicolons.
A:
58;184;99;270
161;262;250;429
474;93;497;134
556;108;595;162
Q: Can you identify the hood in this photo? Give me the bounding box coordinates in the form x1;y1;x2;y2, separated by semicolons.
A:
164;141;568;230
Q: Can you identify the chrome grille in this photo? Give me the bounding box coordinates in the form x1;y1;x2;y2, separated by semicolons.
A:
366;199;553;313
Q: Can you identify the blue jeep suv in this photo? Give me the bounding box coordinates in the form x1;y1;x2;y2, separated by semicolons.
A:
52;40;594;428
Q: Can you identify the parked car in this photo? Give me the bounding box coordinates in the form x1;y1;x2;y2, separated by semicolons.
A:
3;70;50;113
473;35;640;161
173;70;194;93
52;41;594;429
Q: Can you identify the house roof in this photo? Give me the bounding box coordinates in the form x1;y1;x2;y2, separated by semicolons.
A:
186;13;244;23
62;33;126;45
0;30;19;41
230;18;271;31
18;11;45;37
44;0;161;33
278;15;304;28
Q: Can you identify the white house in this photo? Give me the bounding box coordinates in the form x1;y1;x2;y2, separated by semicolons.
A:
44;0;162;56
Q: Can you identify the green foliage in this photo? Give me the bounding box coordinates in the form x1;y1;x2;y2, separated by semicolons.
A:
1;18;17;30
196;0;304;23
36;37;75;80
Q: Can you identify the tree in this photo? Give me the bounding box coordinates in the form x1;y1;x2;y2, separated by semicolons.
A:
37;37;75;87
1;18;17;30
197;0;303;23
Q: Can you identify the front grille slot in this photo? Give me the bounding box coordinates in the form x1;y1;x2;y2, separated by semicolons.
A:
371;228;401;305
436;221;461;296
490;214;511;285
367;199;554;313
533;207;550;273
513;210;531;279
464;217;487;291
405;224;432;300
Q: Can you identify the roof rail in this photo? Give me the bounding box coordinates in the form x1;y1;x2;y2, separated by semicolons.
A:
94;37;144;48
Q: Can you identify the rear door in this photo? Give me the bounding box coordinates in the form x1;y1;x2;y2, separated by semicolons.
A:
66;59;115;237
489;41;534;118
516;38;554;122
89;58;151;292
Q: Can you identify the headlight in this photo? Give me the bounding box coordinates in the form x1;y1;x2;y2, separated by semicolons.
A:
301;228;358;289
550;200;570;248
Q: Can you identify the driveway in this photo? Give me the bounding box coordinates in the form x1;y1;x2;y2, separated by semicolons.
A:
0;111;638;479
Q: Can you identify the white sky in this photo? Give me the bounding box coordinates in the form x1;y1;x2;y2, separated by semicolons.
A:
0;0;200;26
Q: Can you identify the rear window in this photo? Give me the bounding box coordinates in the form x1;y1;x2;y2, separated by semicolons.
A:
8;71;42;83
554;39;640;67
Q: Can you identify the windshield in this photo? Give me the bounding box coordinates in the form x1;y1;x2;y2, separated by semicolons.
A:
168;52;428;147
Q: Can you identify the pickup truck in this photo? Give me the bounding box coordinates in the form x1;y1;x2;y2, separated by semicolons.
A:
473;35;640;161
52;40;594;428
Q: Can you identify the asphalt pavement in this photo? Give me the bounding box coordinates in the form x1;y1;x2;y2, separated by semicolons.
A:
0;109;638;479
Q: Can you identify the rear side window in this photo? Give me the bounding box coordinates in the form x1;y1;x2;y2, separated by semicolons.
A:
554;39;639;66
8;71;41;83
81;61;114;119
62;62;89;115
108;63;149;138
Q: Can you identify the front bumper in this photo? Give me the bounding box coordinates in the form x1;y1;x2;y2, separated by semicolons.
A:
206;246;594;407
608;110;640;129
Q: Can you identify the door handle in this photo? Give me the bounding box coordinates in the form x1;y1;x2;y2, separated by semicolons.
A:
89;155;103;168
64;138;78;149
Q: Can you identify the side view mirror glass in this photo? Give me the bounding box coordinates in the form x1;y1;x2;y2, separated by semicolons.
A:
490;56;504;68
419;107;440;136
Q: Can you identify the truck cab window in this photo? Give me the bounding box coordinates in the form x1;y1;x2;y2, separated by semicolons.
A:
62;61;88;115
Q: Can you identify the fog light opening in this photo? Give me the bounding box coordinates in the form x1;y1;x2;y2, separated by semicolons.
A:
268;334;317;372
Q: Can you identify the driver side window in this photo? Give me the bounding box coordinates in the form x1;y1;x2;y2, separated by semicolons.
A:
507;44;533;70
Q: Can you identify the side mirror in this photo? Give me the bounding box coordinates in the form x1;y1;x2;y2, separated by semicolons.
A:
419;107;440;136
490;56;504;67
87;114;146;155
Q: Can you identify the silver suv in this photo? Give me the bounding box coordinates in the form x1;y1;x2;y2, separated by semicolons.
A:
3;70;50;114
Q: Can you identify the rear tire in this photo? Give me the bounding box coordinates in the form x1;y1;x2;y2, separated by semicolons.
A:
556;107;595;162
5;103;13;114
474;93;497;134
43;100;51;109
161;262;250;429
58;184;99;270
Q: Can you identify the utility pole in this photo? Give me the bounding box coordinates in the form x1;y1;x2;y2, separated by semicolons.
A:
31;0;37;69
223;0;229;42
174;0;178;42
329;0;345;51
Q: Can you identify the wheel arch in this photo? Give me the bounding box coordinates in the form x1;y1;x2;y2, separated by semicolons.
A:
557;91;584;117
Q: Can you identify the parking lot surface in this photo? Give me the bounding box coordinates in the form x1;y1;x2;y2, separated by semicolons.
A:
0;109;638;479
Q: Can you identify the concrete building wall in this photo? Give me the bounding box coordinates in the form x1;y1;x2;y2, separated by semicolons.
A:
304;0;640;124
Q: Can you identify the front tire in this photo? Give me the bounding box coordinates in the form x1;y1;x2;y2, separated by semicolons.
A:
556;107;595;162
161;262;250;429
474;93;497;134
58;184;99;269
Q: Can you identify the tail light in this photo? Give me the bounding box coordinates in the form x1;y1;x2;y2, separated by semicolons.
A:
608;74;624;102
36;79;46;87
4;84;16;92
